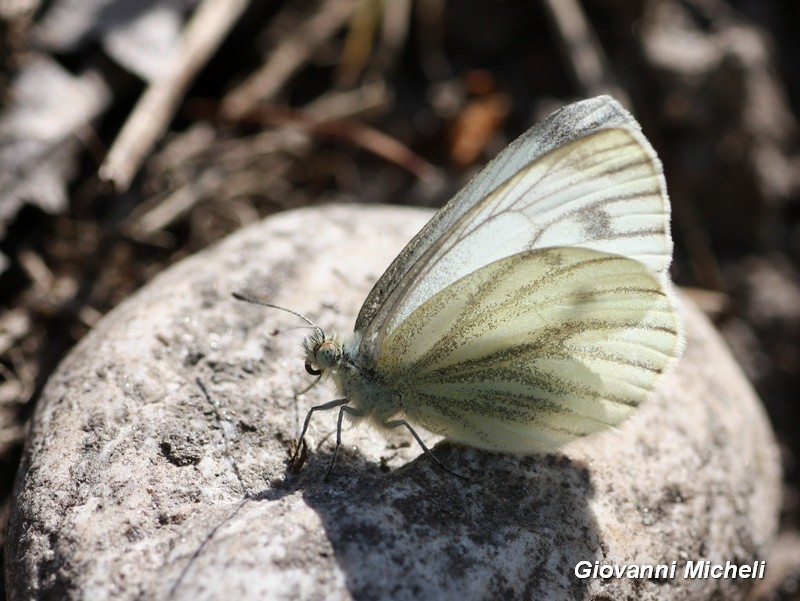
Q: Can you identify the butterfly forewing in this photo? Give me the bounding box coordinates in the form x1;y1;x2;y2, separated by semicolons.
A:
354;95;647;343
360;126;671;361
376;247;681;452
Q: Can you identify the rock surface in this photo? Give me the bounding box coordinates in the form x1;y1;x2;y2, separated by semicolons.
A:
6;204;781;600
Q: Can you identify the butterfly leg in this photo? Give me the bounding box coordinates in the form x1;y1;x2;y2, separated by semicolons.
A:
382;419;467;480
324;404;363;481
291;397;349;470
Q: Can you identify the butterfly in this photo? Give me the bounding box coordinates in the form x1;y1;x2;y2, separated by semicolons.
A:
236;95;683;478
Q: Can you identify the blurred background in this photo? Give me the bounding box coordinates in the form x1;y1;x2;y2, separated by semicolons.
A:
0;0;798;597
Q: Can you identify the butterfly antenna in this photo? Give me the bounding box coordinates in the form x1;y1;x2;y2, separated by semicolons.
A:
232;292;324;338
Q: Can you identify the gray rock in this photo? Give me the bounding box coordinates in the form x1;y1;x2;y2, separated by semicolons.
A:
6;204;781;600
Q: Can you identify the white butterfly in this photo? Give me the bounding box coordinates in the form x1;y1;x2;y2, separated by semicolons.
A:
237;95;683;477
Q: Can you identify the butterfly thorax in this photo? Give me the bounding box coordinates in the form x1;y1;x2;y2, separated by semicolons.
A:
306;331;401;427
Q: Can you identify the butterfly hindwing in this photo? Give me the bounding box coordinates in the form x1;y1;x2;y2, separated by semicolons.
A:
376;247;681;452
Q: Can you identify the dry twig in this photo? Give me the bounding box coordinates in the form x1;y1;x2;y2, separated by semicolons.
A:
221;0;359;120
540;0;630;106
233;103;439;183
98;0;250;193
124;81;399;241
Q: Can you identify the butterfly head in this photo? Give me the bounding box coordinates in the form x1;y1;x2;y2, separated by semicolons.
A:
230;292;343;377
302;329;342;376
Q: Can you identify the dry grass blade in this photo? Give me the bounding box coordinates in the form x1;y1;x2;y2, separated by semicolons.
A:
336;0;383;87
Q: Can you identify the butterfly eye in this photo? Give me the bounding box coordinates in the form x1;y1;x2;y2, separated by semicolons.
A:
314;340;340;370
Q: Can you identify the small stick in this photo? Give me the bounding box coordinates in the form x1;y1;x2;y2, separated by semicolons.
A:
221;0;358;120
231;103;439;183
540;0;631;106
98;0;250;193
